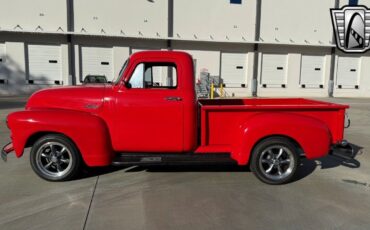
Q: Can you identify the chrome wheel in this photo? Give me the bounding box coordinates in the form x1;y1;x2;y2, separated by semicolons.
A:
258;145;295;181
35;141;73;178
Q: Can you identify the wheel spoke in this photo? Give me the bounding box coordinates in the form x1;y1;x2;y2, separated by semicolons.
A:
61;158;70;164
56;163;62;172
58;147;66;157
44;161;53;169
41;153;49;158
267;150;274;158
49;144;56;154
261;159;270;164
265;164;274;173
280;159;291;164
276;148;284;159
277;165;283;175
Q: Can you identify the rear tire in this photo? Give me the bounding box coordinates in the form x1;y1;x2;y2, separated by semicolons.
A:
30;134;81;181
250;137;299;185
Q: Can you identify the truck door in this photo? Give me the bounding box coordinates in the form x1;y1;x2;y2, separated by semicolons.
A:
114;61;184;152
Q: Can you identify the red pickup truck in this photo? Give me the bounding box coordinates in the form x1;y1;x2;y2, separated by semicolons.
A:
2;51;353;184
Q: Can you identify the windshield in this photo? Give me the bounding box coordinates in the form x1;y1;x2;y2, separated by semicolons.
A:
113;58;129;84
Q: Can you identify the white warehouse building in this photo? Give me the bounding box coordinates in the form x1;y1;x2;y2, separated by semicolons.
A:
0;0;369;97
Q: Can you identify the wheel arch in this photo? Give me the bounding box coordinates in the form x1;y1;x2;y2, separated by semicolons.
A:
250;135;305;160
26;131;78;149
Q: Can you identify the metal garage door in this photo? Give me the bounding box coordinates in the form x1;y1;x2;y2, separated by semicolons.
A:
336;56;360;89
221;53;247;87
261;53;287;88
0;43;6;83
81;47;113;82
300;55;325;88
28;44;62;84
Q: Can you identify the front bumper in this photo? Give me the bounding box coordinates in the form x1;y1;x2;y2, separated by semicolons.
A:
1;142;14;162
330;140;355;160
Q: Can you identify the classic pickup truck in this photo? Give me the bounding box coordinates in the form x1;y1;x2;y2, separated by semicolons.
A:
2;51;353;184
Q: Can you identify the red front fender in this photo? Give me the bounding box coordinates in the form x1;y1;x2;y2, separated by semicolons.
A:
231;112;331;165
7;109;114;167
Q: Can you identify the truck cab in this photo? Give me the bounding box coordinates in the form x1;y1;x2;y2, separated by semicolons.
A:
104;51;197;153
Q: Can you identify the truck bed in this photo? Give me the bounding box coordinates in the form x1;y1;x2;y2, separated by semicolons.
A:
196;98;348;153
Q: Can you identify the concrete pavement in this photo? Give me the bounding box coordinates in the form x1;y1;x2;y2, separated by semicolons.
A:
0;97;369;230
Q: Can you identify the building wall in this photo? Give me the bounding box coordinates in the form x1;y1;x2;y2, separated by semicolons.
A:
0;0;369;97
340;0;370;7
260;0;335;45
173;0;257;42
74;0;168;37
0;0;67;32
0;33;70;95
257;45;332;97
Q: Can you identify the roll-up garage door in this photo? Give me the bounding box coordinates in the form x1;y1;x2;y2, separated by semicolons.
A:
261;53;287;88
221;53;247;87
300;55;325;88
28;44;62;85
81;47;114;82
0;43;6;84
336;56;360;89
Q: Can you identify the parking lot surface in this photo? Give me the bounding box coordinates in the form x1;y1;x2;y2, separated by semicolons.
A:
0;97;369;230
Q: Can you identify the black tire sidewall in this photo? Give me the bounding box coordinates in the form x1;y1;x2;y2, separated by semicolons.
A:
251;137;299;185
30;134;81;181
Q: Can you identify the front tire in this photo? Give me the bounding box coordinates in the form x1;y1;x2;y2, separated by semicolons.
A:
250;137;299;185
30;134;81;181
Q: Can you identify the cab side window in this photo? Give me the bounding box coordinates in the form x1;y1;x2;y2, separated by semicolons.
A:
129;63;177;89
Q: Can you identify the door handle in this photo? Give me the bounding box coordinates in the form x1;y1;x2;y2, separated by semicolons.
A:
165;96;182;101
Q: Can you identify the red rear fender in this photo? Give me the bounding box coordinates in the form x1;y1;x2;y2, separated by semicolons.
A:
232;112;331;165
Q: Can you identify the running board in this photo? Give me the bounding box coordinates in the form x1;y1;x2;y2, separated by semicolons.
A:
111;153;236;166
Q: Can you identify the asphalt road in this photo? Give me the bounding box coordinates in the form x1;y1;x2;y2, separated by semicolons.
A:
0;97;369;230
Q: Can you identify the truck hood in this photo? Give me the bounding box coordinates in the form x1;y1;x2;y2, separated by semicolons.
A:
26;84;107;113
